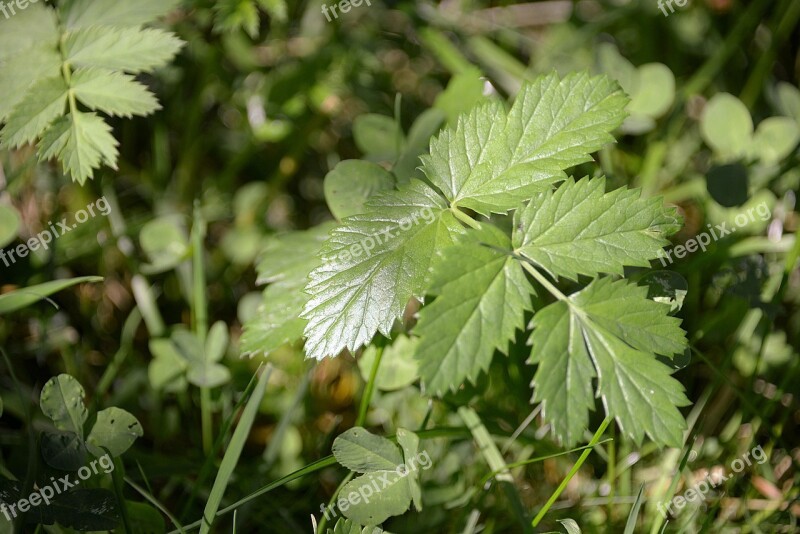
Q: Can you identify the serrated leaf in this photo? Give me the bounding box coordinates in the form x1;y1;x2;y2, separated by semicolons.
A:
0;44;62;121
332;427;403;473
513;177;680;281
37;111;119;184
64;0;182;29
65;26;184;74
529;278;689;446
0;3;59;62
302;180;463;360
256;223;336;286
39;374;87;438
415;224;533;394
71;68;160;118
0;76;68;148
420;72;628;215
86;407;143;457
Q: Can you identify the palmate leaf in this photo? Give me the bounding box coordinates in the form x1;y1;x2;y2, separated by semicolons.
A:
529;277;689;446
302;180;463;360
414;224;533;395
71;68;161;118
38;111;119;185
420;72;628;215
513;177;682;281
65;26;184;74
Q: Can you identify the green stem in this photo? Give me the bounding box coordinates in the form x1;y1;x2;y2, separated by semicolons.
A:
451;205;482;230
531;417;612;527
315;471;354;534
356;346;384;426
191;202;212;454
519;260;568;302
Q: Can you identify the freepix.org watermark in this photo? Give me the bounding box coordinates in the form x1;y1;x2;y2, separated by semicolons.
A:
0;197;111;268
319;449;432;521
322;207;436;264
0;0;39;20
1;453;114;521
657;444;769;518
657;0;690;17
657;201;771;266
321;0;372;22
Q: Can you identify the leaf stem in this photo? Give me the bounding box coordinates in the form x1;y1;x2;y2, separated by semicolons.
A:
519;261;568;302
531;417;612;527
450;205;481;230
191;202;212;454
356;345;384;426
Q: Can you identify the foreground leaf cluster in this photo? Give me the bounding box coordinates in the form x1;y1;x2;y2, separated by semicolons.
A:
248;71;691;447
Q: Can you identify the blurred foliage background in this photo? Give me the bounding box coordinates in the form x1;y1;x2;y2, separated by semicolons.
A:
1;0;799;532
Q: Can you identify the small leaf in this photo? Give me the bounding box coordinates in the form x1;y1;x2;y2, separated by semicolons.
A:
139;216;189;272
64;0;182;28
627;63;675;119
71;68;161;118
205;321;229;362
187;363;231;388
125;500;166;534
148;338;188;392
775;82;800;123
751;116;800;165
0;76;68;148
332;427;403;473
65;26;184;74
86;407;143;457
433;68;487;124
37;111;119;184
0;44;62;121
558;518;582;534
40;375;88;438
324;160;396;220
700;93;753;160
396;428;422;511
513;177;680;281
339;471;411;526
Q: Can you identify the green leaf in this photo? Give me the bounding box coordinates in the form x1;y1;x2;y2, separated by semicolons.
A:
0;204;20;248
0;44;62;121
433;68;487;124
205;321;229;362
302;180;463;360
71;68;161;118
393;108;446;183
37;111;119;184
339;470;411;526
328;518;384;534
700;93;753;159
776;82;800;124
358;335;419;391
255;223;336;287
64;0;182;28
513;177;680;281
420;72;628;215
39;374;88;438
125;500;166;534
627;63;675;119
148;338;188;392
65;26;184;74
353;113;404;160
396;428;422;511
41;489;119;531
325;160;396;220
751;116;800;165
415;224;533;394
638;270;688;313
0;76;68;148
332;427;403;473
529;278;689;446
0;3;59;62
86;407;143;457
0;276;103;314
139;216;189;272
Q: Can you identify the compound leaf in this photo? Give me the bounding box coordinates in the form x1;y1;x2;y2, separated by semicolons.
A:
64;0;182;29
513;177;680;281
420;72;628;215
415;224;533;395
0;76;68;148
529;277;689;446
